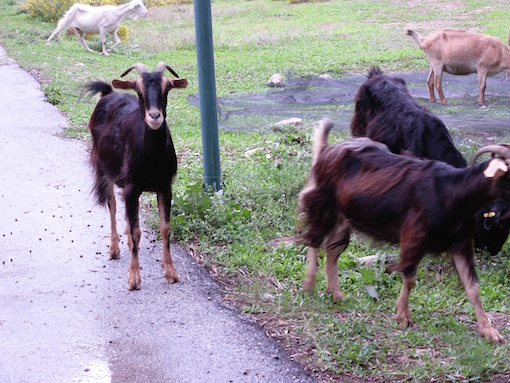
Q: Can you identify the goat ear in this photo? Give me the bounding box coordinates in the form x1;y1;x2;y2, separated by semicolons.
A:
168;78;188;89
112;79;137;90
484;158;509;178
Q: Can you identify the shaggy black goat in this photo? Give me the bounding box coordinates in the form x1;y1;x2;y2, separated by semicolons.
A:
299;118;510;343
85;62;188;290
351;67;510;255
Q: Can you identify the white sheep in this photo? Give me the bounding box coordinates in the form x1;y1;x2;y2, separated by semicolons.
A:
46;0;148;55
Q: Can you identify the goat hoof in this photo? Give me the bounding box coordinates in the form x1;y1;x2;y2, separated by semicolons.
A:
331;290;345;302
481;327;505;344
128;273;141;291
109;248;120;260
164;268;180;284
303;276;315;293
395;314;413;328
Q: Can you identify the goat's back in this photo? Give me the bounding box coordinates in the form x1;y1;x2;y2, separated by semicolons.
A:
351;69;467;168
88;85;139;143
421;29;510;73
301;138;482;249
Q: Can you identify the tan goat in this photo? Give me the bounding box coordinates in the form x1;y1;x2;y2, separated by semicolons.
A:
407;29;510;105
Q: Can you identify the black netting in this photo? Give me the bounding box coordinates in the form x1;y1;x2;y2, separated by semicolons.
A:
188;71;510;144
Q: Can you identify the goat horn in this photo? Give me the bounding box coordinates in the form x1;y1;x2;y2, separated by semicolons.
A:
120;63;148;78
471;144;510;165
155;62;180;78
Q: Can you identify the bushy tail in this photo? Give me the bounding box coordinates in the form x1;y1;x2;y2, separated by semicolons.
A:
46;5;78;43
406;29;424;49
85;80;116;208
298;117;337;247
83;80;114;99
312;117;334;165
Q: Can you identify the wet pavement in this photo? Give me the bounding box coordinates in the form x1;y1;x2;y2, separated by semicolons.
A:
0;46;315;383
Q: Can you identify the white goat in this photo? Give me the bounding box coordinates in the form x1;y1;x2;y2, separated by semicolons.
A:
46;0;148;55
407;29;510;105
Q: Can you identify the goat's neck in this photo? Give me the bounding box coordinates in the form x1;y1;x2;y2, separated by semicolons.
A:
113;1;138;20
446;165;496;214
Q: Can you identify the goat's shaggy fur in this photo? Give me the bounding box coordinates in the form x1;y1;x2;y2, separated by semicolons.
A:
351;67;510;255
85;62;187;290
351;67;467;167
298;118;510;343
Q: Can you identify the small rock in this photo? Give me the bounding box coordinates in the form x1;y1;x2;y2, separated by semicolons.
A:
272;117;302;131
267;73;284;87
263;293;275;302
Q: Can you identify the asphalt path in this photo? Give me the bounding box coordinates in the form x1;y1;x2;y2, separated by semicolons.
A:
0;46;315;383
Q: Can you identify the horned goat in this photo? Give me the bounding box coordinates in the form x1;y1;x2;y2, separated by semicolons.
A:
84;62;188;290
351;67;510;255
298;118;510;343
407;29;510;105
46;0;147;55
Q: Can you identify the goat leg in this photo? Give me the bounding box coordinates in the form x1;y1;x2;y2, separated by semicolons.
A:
451;252;505;343
303;247;319;294
433;69;447;104
107;191;120;259
76;29;94;53
127;226;142;291
107;30;122;55
98;30;110;55
476;69;488;106
324;223;350;302
392;241;427;328
125;190;142;290
158;192;179;284
426;68;437;103
394;275;416;328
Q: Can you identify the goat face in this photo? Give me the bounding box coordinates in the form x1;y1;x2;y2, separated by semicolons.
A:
473;145;510;196
112;62;188;130
130;0;148;19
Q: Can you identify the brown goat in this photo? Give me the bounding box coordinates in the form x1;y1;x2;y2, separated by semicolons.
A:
351;67;510;255
85;62;188;290
407;29;510;105
298;118;510;343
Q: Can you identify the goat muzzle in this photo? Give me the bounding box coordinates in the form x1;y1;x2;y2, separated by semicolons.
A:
145;108;164;130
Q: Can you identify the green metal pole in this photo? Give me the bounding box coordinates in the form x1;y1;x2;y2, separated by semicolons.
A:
193;0;222;191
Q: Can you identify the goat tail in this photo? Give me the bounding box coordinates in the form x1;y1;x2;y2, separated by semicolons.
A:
46;5;78;43
297;117;337;247
83;80;114;100
298;180;338;248
312;117;334;165
405;29;424;49
94;174;112;207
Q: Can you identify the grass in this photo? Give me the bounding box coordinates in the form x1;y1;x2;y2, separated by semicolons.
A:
1;0;510;381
